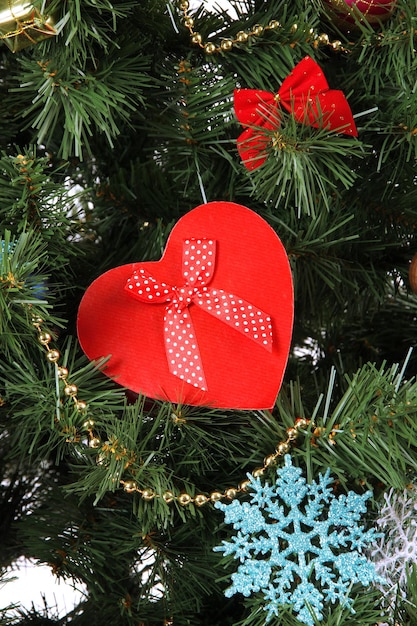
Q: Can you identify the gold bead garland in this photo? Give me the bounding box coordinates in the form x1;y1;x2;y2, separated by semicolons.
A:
32;314;312;507
120;416;310;506
32;315;92;430
178;0;349;54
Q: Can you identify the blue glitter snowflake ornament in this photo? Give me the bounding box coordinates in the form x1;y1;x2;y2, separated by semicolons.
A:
214;455;383;626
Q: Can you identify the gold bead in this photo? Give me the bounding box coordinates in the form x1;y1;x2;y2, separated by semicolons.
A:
178;493;192;506
290;23;298;33
225;487;238;500
83;419;95;429
220;39;233;51
39;332;52;345
46;349;60;362
64;384;78;397
204;42;217;54
252;24;263;36
141;488;155;501
89;437;101;449
57;366;68;379
163;491;175;504
239;479;251;492
184;16;194;28
331;40;342;50
236;30;249;42
264;454;277;467
295;417;309;430
191;32;202;44
252;467;265;478
180;0;189;10
123;480;137;493
268;20;281;29
286;427;298;440
210;491;223;503
32;316;44;324
318;33;329;45
76;400;87;411
194;494;209;507
276;441;290;455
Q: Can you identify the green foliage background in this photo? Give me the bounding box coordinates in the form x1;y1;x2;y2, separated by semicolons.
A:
1;0;417;624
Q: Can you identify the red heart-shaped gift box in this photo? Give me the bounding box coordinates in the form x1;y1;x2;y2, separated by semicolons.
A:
77;201;293;409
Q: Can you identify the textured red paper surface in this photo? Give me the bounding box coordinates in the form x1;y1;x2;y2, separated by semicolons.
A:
77;202;293;409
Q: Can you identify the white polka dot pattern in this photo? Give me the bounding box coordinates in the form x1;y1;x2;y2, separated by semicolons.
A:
125;238;273;391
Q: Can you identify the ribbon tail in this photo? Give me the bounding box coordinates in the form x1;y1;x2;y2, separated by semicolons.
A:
164;306;208;391
196;289;273;352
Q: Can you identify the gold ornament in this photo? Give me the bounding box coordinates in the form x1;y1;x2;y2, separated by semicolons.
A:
141;488;155;501
194;493;208;506
163;490;175;504
236;30;249;43
204;42;216;54
276;441;290;455
0;1;56;52
57;366;68;379
64;383;78;397
239;479;251;492
286;426;298;440
38;331;52;345
252;467;265;478
191;32;202;44
46;349;60;362
409;253;417;294
123;480;138;494
220;38;233;51
89;437;101;449
178;493;192;506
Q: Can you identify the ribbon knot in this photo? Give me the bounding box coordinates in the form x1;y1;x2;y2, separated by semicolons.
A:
125;238;273;392
172;285;200;311
234;55;358;170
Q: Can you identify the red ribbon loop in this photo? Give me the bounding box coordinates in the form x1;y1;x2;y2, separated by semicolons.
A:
234;56;358;170
125;238;273;391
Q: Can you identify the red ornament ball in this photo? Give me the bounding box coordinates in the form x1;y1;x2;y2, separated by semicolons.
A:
323;0;396;25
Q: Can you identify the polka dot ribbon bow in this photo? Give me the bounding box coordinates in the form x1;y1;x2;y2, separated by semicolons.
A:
234;55;358;170
125;238;273;391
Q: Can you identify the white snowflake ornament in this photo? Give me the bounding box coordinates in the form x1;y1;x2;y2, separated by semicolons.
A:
214;455;383;626
371;486;417;593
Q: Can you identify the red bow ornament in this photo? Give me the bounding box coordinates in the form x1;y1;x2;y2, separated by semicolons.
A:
234;56;358;170
125;238;273;391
